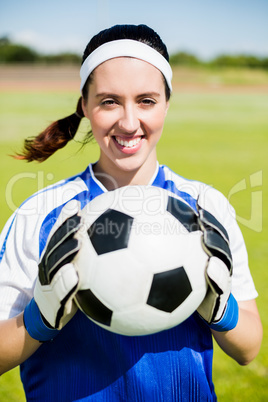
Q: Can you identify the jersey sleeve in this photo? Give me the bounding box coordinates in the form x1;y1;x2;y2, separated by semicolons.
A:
0;202;40;320
198;185;258;301
0;174;91;320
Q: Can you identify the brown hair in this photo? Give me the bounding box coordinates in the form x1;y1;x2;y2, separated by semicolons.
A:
14;97;84;162
15;24;170;162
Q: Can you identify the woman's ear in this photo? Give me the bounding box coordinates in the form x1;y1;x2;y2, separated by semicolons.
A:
165;101;170;117
81;97;89;120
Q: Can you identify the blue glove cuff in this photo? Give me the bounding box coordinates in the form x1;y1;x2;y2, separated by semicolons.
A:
209;293;239;332
23;298;59;342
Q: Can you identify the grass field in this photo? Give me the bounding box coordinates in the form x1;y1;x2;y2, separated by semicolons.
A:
0;66;267;401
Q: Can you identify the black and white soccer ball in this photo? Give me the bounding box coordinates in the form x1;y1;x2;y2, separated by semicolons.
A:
73;186;208;336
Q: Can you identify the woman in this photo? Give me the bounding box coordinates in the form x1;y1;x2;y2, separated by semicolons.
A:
0;24;262;401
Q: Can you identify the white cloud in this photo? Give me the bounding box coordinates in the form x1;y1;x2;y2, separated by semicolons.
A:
10;30;84;55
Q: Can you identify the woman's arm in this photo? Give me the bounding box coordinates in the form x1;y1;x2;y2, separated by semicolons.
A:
212;299;263;365
0;210;82;376
0;312;41;375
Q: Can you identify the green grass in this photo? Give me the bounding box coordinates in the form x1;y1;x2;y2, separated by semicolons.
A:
0;74;268;401
0;368;25;401
172;65;268;86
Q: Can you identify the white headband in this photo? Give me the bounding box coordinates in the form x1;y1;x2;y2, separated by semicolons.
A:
80;39;172;93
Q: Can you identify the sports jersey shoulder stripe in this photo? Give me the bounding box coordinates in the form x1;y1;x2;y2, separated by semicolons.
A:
0;166;92;264
153;165;208;212
38;164;106;256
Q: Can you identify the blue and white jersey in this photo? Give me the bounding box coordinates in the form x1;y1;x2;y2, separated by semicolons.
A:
0;163;257;401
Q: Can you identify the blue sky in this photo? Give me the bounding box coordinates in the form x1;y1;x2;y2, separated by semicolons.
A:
0;0;267;60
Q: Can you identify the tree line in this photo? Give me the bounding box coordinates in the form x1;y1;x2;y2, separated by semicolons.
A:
1;36;268;69
0;37;81;64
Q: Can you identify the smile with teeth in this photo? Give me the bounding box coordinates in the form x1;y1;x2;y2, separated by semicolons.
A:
115;136;143;148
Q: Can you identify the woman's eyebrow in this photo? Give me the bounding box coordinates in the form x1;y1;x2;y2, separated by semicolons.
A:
137;92;161;98
95;92;119;98
95;92;161;98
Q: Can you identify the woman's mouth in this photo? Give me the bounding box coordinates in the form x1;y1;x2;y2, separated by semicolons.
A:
113;136;145;154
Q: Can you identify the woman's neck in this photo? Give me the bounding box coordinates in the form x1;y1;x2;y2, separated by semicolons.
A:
92;156;158;190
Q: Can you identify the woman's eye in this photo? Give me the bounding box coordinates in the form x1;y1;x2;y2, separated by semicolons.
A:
101;99;116;106
141;99;156;106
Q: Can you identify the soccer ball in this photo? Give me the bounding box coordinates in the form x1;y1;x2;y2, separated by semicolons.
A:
73;186;208;336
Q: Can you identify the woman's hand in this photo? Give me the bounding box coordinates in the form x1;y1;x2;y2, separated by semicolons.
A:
24;212;82;342
196;204;238;332
196;203;263;364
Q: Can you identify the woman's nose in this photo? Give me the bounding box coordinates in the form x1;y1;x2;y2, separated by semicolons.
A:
117;105;140;134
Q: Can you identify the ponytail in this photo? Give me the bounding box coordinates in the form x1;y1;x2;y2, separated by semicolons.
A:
14;97;85;162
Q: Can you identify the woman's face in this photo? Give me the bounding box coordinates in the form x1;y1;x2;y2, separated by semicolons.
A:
82;56;169;184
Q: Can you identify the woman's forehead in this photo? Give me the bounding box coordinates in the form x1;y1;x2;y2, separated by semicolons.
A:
91;57;166;89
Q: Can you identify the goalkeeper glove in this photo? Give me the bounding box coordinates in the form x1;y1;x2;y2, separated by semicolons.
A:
24;208;81;342
197;204;239;332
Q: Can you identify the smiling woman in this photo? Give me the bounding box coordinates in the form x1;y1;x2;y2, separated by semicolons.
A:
0;23;263;402
82;56;169;188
